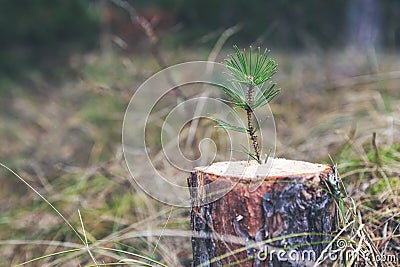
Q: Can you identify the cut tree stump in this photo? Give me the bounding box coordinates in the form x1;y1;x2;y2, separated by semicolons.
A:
188;158;339;267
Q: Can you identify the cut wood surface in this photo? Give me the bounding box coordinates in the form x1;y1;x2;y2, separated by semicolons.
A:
188;158;339;267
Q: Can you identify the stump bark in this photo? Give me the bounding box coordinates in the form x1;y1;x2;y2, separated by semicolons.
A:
188;158;339;267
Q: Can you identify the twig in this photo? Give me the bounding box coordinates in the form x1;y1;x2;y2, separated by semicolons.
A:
372;132;394;195
78;209;98;265
152;206;173;257
184;25;241;151
207;24;242;62
372;132;382;169
110;0;157;44
110;0;184;99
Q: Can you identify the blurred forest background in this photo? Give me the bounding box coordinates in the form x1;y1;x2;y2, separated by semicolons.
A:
1;0;400;266
1;0;400;80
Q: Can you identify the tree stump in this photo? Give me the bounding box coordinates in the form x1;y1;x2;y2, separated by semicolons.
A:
188;158;339;266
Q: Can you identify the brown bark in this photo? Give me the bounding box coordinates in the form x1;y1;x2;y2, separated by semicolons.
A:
188;159;339;266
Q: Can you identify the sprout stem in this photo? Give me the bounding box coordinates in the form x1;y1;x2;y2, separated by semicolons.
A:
246;82;261;163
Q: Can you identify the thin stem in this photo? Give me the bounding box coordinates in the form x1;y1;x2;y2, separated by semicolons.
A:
246;81;261;163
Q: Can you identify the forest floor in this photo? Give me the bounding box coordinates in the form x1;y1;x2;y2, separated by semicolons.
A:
0;46;399;266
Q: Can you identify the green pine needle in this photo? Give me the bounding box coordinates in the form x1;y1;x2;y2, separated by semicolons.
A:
214;118;248;133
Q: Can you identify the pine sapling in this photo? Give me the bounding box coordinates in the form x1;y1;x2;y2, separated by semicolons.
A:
216;45;281;164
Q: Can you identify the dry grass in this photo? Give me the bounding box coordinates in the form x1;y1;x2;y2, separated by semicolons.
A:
0;46;399;266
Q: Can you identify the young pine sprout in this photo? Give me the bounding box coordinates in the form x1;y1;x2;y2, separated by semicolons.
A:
216;45;281;164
